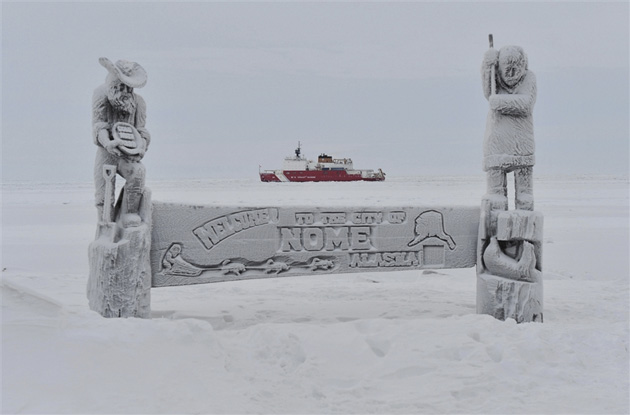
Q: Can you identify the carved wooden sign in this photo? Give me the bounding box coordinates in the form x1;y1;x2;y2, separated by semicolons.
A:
150;203;480;287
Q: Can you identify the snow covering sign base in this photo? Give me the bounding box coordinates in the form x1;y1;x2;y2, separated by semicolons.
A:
151;204;480;287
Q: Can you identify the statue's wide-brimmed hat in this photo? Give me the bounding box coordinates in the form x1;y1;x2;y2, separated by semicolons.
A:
99;57;147;88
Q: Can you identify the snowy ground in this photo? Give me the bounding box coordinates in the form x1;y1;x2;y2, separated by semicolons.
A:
2;176;629;414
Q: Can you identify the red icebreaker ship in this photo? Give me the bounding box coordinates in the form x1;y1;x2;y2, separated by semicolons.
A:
260;143;385;182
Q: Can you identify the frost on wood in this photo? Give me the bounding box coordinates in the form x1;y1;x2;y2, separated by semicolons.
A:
92;57;150;228
477;38;543;323
88;187;152;318
477;202;543;322
150;205;480;287
87;57;152;318
83;45;547;322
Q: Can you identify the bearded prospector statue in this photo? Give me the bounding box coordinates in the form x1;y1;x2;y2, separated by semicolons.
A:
87;58;152;318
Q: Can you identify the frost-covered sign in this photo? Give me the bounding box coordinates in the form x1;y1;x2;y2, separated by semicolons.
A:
89;36;544;324
150;204;480;287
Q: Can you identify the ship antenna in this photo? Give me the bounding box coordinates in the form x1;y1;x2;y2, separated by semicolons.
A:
295;141;301;159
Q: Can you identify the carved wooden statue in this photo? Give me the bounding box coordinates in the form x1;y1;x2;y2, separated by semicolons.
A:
87;58;153;318
477;36;544;323
92;58;150;227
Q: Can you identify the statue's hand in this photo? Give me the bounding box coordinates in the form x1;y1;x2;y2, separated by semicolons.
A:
124;137;147;162
488;94;504;110
104;139;123;157
126;152;144;163
98;129;123;157
483;49;499;68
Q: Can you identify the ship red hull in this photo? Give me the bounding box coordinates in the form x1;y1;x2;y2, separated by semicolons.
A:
260;170;384;182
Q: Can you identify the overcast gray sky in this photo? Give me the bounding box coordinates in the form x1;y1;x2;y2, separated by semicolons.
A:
2;1;628;182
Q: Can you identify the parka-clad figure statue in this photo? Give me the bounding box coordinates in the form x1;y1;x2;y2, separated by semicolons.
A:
92;57;150;227
481;44;536;211
477;37;543;323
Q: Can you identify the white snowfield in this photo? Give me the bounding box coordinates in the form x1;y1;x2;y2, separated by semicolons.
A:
2;176;628;414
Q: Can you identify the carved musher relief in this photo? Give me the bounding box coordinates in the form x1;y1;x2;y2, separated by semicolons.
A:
151;205;480;287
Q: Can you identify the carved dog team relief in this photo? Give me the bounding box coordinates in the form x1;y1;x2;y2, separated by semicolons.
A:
150;204;480;287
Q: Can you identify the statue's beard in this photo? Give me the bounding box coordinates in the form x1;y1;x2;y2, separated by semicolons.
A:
108;86;137;115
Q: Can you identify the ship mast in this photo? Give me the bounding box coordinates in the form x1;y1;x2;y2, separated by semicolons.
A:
295;141;302;159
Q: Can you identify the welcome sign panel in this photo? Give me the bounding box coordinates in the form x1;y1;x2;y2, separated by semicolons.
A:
150;203;480;287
